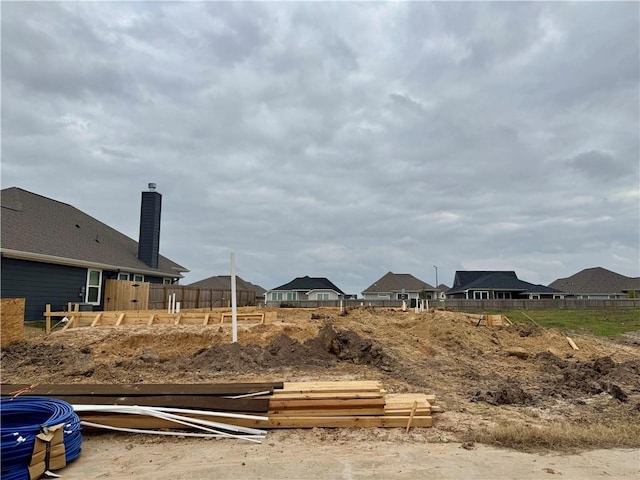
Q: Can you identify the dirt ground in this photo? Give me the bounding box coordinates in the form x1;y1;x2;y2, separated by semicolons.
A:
2;307;640;479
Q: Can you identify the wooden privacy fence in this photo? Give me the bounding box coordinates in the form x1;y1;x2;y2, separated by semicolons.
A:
149;285;257;310
104;279;149;311
268;298;640;310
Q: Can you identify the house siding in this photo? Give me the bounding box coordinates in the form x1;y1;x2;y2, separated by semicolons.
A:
308;290;340;301
1;257;88;320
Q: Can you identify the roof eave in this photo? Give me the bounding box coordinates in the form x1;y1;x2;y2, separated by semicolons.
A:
1;248;187;278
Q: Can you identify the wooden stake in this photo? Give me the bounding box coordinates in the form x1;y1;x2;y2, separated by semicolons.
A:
45;304;51;334
405;400;418;433
91;313;102;327
566;336;579;350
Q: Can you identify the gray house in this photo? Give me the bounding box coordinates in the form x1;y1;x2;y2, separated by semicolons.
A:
361;272;438;303
549;267;640;299
447;271;563;300
1;185;188;320
267;276;345;302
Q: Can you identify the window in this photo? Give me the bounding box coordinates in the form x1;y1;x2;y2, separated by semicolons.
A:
286;292;297;301
271;292;283;301
317;293;329;300
473;291;489;300
86;269;102;304
133;274;144;282
118;273;130;281
496;292;512;300
163;278;172;285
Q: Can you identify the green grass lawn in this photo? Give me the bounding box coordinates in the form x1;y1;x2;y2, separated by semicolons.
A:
501;309;640;337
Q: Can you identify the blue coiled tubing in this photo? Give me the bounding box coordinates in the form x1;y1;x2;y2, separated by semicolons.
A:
1;396;82;480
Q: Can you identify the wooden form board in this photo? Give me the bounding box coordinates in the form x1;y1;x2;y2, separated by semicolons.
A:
43;306;269;331
220;313;264;324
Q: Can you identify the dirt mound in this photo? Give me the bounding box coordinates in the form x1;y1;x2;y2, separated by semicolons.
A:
190;333;335;373
187;325;395;375
472;380;533;405
537;353;640;402
1;341;95;379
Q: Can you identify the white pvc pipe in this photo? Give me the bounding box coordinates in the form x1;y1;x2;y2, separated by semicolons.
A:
80;421;264;443
230;252;238;343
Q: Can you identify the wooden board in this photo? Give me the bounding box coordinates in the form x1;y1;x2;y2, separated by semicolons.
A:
271;392;384;400
268;408;385;416
27;395;270;413
280;381;383;394
269;398;386;409
1;383;282;397
0;298;24;346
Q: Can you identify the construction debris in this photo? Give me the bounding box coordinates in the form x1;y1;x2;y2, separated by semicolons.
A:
2;381;442;431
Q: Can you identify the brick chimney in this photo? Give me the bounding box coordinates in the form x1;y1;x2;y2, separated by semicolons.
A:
138;183;161;268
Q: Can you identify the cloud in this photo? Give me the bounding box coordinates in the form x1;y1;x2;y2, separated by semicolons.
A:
1;1;638;294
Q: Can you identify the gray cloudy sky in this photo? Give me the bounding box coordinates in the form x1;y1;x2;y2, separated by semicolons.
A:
2;1;639;294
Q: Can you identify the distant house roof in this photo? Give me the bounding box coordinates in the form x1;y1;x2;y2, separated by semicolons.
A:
1;187;188;277
362;272;435;294
448;271;561;295
271;276;345;295
436;284;450;292
549;267;640;295
188;275;265;294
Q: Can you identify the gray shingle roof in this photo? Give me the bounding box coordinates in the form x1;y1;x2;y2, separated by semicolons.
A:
362;272;435;294
271;276;345;295
187;275;265;294
1;187;187;277
448;271;561;295
549;267;640;295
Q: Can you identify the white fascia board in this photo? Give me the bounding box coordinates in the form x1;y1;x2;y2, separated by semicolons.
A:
1;248;185;278
306;289;339;295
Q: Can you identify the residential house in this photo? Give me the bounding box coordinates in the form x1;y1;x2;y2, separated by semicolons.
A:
549;267;640;299
267;276;345;302
361;272;438;303
446;271;563;300
187;275;266;305
435;284;450;300
1;185;188;319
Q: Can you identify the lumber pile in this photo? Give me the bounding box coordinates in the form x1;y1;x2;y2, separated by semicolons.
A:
2;381;442;430
264;381;439;428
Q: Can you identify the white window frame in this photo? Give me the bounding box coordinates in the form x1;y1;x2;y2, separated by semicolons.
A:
118;273;130;281
271;292;283;301
163;278;172;285
286;292;297;301
85;269;103;305
317;293;330;300
473;291;489;300
133;274;144;283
